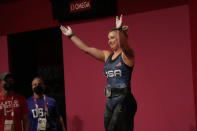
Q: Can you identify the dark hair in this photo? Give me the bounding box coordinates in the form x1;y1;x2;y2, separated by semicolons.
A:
0;72;14;81
32;76;45;85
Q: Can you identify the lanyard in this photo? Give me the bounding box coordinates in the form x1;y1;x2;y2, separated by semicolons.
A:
33;95;48;117
2;95;15;117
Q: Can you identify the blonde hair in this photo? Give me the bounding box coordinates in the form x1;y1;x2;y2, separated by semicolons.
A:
110;25;128;38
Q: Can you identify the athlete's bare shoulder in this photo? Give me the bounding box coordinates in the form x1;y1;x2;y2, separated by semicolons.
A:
102;50;112;62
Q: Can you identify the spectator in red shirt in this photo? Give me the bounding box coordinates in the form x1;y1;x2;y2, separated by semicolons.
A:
0;72;30;131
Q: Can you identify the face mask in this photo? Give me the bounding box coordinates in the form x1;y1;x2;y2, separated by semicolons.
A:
3;81;14;91
33;85;43;95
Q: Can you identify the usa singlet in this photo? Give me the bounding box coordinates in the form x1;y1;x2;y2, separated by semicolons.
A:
104;53;133;88
104;53;133;110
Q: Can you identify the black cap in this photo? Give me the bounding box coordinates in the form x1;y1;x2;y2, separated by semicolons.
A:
0;72;13;81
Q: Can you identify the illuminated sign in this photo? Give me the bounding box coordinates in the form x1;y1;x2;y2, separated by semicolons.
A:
49;0;117;22
69;0;91;13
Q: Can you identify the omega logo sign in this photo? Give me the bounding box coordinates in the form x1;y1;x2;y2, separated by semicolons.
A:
70;0;91;13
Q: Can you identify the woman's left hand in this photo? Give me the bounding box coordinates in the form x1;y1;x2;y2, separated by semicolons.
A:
116;14;123;28
60;25;73;36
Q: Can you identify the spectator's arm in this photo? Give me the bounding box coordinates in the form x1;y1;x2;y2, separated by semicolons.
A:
59;115;66;131
22;114;30;131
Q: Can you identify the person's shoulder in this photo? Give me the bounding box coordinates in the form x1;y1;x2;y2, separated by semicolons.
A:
27;96;33;102
14;92;26;99
14;93;28;104
103;50;112;62
103;50;112;55
46;95;56;103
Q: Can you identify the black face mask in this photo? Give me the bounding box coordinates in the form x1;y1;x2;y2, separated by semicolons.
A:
3;81;14;91
33;85;44;95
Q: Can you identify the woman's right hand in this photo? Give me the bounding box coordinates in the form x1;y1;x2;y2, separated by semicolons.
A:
116;14;123;28
60;25;73;36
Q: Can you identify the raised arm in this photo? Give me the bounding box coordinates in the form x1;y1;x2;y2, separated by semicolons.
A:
60;25;111;62
116;15;135;66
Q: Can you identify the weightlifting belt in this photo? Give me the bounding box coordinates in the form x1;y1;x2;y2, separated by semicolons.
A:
104;87;130;98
